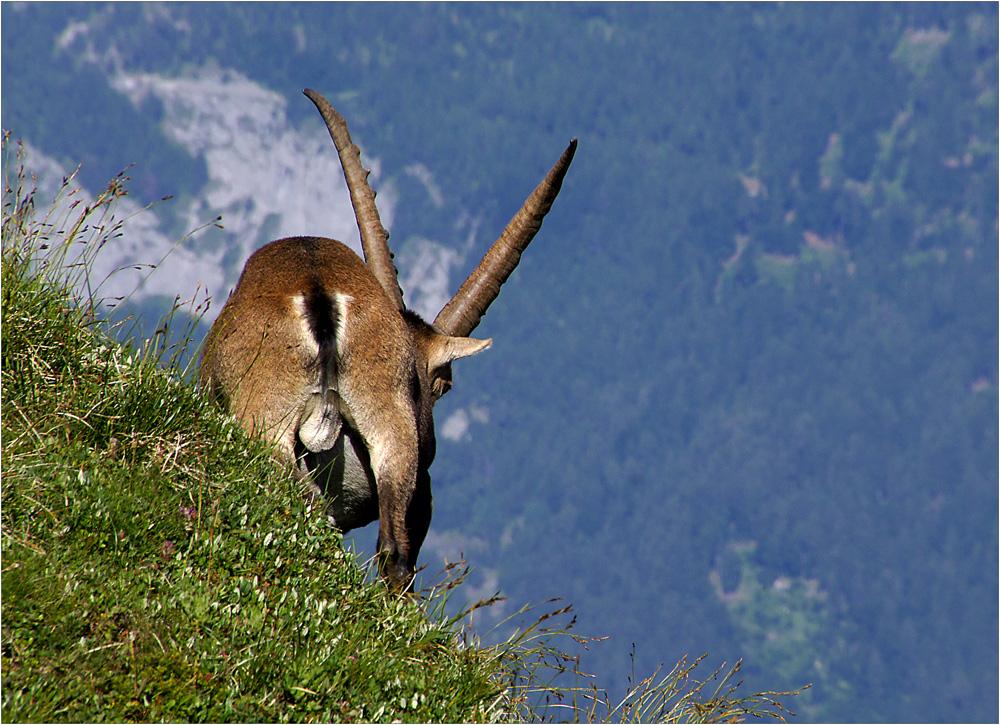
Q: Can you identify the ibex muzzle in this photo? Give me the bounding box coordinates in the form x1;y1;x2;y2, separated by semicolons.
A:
200;89;576;591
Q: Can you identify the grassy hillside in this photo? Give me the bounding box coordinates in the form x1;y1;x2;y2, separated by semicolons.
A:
1;138;798;723
1;155;518;723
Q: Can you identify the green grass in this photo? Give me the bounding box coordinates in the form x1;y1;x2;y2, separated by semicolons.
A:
1;134;800;723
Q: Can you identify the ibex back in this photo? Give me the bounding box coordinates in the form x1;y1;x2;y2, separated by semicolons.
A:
200;89;576;591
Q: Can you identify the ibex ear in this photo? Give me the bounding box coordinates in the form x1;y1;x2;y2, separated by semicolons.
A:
428;335;492;369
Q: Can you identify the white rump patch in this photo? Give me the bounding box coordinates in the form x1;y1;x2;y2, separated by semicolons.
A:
333;292;354;352
289;293;321;358
290;291;347;453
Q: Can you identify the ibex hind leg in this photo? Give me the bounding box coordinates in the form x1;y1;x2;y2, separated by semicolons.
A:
357;412;423;592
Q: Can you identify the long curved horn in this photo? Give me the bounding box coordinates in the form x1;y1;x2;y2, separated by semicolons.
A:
434;138;577;337
303;88;405;311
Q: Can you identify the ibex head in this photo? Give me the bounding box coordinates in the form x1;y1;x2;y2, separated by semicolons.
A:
200;89;576;590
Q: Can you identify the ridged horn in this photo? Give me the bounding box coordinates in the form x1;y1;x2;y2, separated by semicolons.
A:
303;88;405;311
434;138;577;337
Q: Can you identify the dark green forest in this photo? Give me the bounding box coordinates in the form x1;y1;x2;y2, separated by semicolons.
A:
2;3;997;721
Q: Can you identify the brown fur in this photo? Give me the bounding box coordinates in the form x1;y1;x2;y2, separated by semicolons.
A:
201;236;488;590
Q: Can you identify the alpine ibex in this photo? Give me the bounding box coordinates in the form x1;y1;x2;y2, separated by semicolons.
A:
200;89;576;591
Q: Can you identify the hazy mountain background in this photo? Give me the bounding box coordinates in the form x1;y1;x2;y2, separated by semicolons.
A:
3;3;997;721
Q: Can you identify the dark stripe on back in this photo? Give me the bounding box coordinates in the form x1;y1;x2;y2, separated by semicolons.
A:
303;277;338;390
